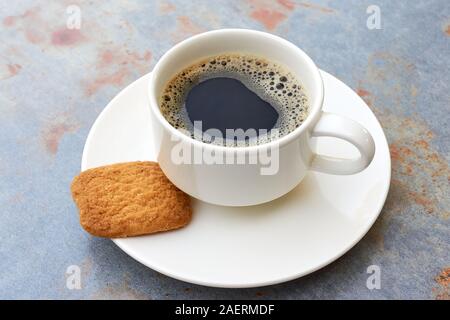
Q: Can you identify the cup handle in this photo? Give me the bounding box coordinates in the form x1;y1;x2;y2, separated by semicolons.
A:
310;112;375;175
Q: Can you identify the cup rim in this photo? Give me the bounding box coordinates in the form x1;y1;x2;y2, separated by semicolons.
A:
148;28;324;152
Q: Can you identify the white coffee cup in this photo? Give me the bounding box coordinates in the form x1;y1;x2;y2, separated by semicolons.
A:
148;29;375;206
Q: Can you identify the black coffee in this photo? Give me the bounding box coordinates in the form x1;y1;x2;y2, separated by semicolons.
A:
185;77;279;135
160;53;308;146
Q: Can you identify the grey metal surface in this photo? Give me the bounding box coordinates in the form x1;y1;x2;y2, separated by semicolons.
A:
0;0;448;299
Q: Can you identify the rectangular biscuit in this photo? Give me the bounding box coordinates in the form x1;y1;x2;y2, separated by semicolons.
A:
71;161;192;238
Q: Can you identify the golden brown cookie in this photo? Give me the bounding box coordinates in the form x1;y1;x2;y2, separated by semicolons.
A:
71;161;192;238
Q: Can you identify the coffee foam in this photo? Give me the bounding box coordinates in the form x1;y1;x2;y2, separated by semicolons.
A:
159;53;309;146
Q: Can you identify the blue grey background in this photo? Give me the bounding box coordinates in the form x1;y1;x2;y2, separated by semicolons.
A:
0;0;448;299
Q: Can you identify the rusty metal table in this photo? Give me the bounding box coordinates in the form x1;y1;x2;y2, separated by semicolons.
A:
0;0;448;299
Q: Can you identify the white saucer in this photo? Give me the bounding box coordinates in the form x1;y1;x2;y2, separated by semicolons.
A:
81;70;391;288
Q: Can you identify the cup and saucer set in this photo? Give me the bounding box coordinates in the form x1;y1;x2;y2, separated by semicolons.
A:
81;29;390;288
